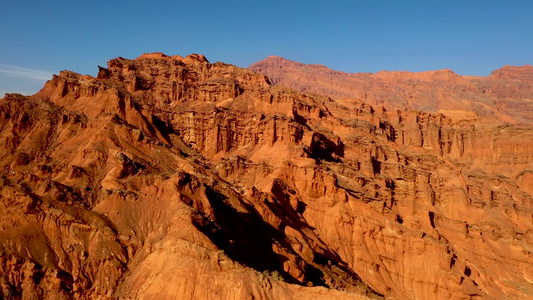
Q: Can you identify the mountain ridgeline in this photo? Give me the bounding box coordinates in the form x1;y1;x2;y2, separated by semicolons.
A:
249;56;533;125
0;52;532;299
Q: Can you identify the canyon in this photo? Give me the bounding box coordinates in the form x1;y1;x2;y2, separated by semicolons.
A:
0;52;532;299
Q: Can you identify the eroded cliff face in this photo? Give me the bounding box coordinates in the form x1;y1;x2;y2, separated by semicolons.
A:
249;56;533;125
0;52;532;299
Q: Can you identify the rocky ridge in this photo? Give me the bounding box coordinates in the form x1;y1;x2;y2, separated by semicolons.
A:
0;52;532;299
249;56;533;125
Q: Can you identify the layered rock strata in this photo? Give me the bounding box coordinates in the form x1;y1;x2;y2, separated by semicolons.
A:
0;52;532;299
249;56;533;125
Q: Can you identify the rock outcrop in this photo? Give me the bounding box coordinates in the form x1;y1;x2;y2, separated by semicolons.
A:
0;52;532;299
249;56;533;125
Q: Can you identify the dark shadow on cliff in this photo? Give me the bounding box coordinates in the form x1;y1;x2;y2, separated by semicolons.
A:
190;186;328;286
307;132;344;162
188;180;382;297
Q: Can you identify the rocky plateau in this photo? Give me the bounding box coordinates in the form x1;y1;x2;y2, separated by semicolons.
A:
0;52;532;299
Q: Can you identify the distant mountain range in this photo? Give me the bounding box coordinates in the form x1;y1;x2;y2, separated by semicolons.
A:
250;56;533;125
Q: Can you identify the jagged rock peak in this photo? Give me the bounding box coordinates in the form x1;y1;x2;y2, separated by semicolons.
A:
134;52;210;63
136;52;172;59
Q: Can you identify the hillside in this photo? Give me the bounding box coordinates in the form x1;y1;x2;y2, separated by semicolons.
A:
0;53;532;299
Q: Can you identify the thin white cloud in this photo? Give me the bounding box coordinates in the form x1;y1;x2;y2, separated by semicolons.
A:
0;64;54;81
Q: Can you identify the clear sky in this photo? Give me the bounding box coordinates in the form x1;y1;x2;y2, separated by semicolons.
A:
1;0;532;95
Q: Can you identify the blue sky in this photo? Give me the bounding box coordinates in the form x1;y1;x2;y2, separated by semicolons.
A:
1;0;532;95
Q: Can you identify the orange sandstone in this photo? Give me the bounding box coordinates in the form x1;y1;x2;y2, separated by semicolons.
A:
0;53;531;299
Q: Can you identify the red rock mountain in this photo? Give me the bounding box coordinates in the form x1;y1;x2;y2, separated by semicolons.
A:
249;56;533;125
1;52;532;299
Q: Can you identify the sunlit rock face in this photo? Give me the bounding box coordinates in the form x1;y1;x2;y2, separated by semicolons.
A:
250;56;533;126
0;52;532;299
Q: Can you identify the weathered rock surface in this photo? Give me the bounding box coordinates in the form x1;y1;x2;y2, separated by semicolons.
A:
0;52;532;299
249;56;533;125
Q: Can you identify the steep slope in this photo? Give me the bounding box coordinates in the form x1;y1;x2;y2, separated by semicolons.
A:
0;52;532;299
249;56;533;125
